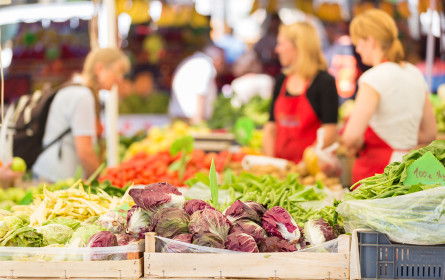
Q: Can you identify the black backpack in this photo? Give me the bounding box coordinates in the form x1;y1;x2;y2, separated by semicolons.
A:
7;83;77;168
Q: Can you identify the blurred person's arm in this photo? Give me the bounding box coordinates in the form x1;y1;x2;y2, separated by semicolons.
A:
321;124;338;148
418;91;437;145
0;162;24;188
191;94;206;124
341;83;379;156
75;136;101;178
262;122;277;157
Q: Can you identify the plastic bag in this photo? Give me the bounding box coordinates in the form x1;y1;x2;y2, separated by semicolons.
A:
337;186;445;245
0;243;141;261
303;128;342;178
154;236;340;253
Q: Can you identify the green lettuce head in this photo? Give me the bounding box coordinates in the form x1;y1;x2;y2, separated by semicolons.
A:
0;216;23;238
0;226;43;247
43;217;81;231
69;224;104;247
14;214;30;226
37;224;74;245
0;210;12;218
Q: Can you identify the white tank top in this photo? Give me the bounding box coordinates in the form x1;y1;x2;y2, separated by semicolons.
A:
359;62;427;151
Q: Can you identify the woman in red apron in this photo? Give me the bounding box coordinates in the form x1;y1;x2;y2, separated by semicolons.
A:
263;22;339;163
341;9;437;185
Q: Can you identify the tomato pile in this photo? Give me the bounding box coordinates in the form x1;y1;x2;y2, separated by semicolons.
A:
99;150;245;188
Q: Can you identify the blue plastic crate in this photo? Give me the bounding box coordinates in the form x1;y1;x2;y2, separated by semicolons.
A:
358;231;445;279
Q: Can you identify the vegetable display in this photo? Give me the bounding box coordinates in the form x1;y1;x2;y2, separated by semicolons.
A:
149;207;190;239
36;224;73;246
11;181;133;227
207;95;271;130
187;172;330;222
189;209;231;242
262;206;304;247
225;232;259;253
126;205;151;239
129;182;185;213
229;219;267;244
337;140;445;245
100;150;244;188
184;199;215;215
347;140;445;200
138;181;343;253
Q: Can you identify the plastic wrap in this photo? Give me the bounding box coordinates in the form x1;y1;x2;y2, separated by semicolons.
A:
0;243;141;261
154;236;339;253
337;187;445;245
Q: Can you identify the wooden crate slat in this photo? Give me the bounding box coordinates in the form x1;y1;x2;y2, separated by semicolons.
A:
0;258;143;278
145;252;349;279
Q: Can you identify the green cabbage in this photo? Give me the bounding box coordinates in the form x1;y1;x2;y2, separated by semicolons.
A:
43;217;81;231
0;216;23;238
0;226;43;247
36;224;74;245
0;209;12;218
69;224;104;247
14;214;30;226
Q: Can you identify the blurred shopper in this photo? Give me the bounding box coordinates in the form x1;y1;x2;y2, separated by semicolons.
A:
0;161;24;188
231;50;274;105
254;13;282;77
342;9;437;184
168;45;225;124
33;48;130;182
215;26;246;65
262;22;339;163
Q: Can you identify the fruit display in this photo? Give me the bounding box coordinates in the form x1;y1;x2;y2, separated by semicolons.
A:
124;121;209;159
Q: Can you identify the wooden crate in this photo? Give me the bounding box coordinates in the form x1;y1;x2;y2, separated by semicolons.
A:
144;233;351;279
0;258;143;279
0;240;145;279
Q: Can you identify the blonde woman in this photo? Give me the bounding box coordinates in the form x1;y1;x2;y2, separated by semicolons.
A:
342;9;436;184
263;21;339;163
33;48;130;182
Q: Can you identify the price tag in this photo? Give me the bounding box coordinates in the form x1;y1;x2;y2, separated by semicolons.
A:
403;151;445;186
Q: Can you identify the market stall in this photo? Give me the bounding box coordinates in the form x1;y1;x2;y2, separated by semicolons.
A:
0;0;444;279
0;141;444;279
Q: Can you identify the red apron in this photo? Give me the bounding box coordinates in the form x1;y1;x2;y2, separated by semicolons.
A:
274;77;321;163
352;126;394;185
